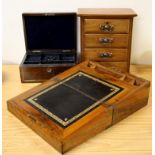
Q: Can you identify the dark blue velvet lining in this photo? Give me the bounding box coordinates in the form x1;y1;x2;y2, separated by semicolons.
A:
24;54;75;64
23;14;77;50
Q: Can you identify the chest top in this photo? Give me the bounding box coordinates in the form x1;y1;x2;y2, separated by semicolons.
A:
78;8;137;17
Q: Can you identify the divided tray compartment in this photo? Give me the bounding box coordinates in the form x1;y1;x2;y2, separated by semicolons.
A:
87;61;148;87
24;53;76;64
41;54;60;64
24;55;42;64
61;53;76;63
41;53;75;64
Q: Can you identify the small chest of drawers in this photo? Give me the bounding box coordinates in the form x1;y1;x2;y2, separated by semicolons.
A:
78;8;137;72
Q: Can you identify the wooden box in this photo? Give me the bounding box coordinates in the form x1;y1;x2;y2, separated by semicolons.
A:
78;8;137;72
7;61;150;153
20;13;77;83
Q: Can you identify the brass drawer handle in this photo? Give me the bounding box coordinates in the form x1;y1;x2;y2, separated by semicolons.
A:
100;22;114;32
46;68;53;73
99;37;113;44
99;52;113;58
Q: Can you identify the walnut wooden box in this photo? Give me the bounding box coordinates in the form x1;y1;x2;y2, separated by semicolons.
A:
7;61;150;153
20;13;77;83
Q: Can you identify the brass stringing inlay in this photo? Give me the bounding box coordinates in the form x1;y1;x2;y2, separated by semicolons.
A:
26;72;121;127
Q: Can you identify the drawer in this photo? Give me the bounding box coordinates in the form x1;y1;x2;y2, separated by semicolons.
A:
85;34;129;48
98;62;128;72
84;19;130;33
83;48;128;61
20;66;71;83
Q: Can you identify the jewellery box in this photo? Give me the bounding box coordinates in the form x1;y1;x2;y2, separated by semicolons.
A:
20;13;77;83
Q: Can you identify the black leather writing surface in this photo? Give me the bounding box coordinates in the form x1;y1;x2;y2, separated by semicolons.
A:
65;74;114;100
33;84;95;122
26;72;123;128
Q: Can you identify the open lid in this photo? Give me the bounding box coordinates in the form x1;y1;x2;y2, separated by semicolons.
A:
22;13;77;54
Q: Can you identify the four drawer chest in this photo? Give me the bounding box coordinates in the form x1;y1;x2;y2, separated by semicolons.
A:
78;8;137;72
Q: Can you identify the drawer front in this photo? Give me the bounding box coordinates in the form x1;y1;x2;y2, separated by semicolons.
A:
20;66;70;82
85;34;129;48
84;19;130;33
98;62;128;72
83;48;128;61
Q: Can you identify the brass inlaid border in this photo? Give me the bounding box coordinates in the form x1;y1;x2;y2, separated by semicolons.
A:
26;72;122;127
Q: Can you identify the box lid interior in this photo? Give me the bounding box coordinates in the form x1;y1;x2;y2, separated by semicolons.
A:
22;13;77;54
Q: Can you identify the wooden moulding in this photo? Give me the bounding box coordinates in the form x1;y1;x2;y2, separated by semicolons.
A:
77;8;137;17
7;61;150;154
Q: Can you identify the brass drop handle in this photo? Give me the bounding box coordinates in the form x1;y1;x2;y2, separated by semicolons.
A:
100;22;114;32
46;68;53;73
99;52;113;58
99;37;113;44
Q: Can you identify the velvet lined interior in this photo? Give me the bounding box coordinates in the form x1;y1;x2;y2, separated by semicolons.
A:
24;53;75;64
23;14;77;50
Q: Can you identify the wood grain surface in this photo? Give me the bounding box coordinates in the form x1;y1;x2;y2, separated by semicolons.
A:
83;48;128;62
78;8;137;17
84;19;130;33
84;34;129;48
79;9;136;72
3;65;152;155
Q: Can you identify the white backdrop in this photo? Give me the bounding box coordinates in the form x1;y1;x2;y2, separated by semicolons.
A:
2;0;152;64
